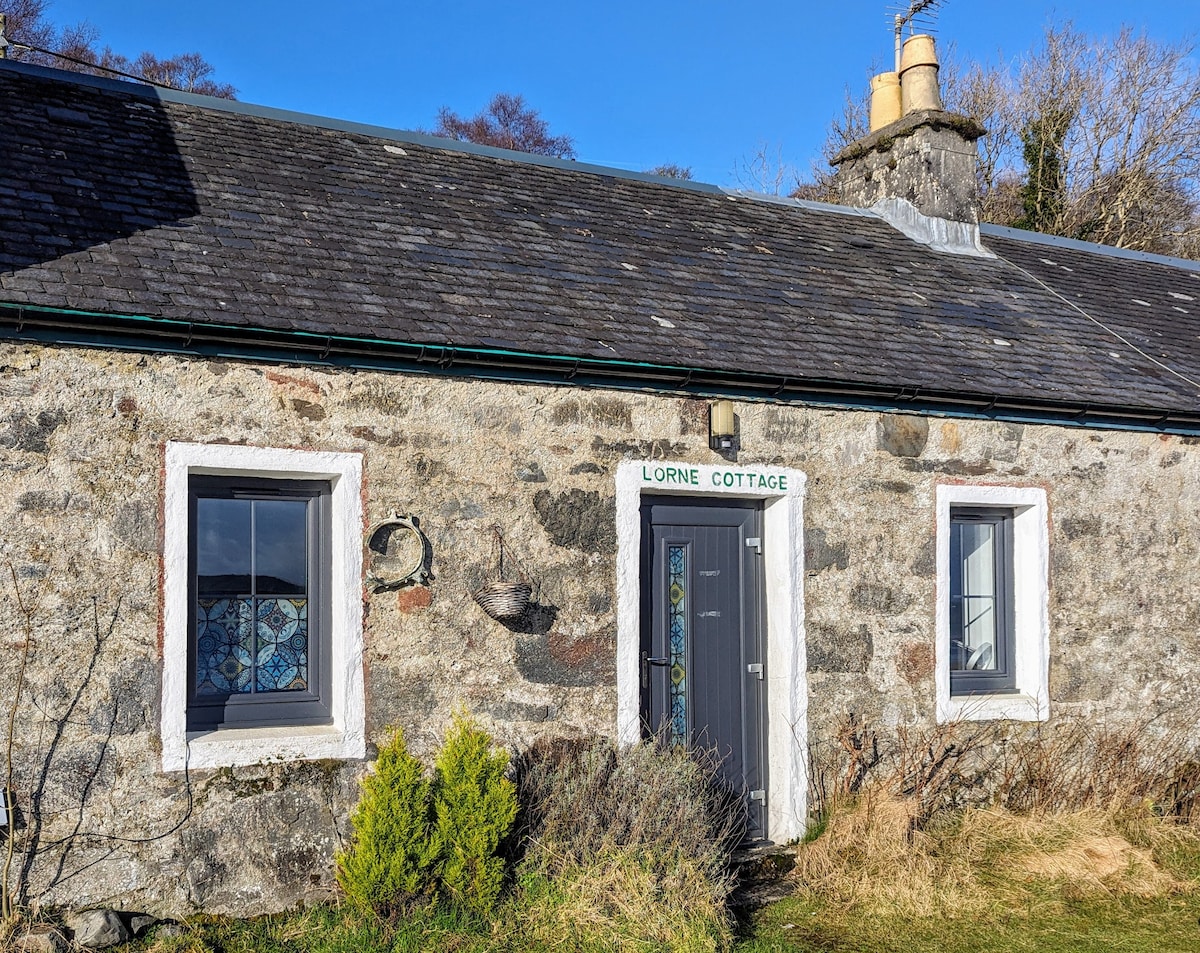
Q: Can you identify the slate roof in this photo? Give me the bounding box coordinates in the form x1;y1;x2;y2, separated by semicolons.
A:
3;61;1200;428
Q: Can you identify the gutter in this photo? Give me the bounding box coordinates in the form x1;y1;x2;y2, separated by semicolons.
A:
3;301;1200;436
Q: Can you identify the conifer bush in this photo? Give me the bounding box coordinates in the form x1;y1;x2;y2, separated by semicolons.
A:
336;728;438;914
432;712;519;914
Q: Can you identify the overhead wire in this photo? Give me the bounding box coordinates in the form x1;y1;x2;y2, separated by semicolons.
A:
3;40;183;93
995;251;1200;392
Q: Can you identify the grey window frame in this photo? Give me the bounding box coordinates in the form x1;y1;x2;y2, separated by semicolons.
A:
948;506;1016;696
186;475;333;731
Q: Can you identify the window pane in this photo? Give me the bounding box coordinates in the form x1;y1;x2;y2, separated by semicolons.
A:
196;597;253;694
194;490;313;700
255;597;309;692
254;499;308;594
196;498;252;594
950;520;999;673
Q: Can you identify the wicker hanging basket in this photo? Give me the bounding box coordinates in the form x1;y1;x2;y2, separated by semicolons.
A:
472;580;533;620
472;526;535;621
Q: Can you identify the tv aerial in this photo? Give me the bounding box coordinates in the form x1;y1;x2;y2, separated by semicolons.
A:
890;1;943;69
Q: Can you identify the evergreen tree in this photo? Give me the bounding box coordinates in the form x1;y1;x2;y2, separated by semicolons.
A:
336;729;438;914
432;712;518;914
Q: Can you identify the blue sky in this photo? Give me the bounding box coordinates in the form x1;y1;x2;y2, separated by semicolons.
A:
35;1;1200;186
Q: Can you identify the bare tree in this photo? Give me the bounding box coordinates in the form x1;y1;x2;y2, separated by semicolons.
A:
0;0;53;53
0;0;235;98
792;88;870;203
432;93;576;159
733;142;803;196
645;163;693;180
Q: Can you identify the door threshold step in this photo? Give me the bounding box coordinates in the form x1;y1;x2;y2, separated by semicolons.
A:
728;843;796;909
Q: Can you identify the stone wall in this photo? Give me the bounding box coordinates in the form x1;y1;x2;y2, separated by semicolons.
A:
1;340;1198;915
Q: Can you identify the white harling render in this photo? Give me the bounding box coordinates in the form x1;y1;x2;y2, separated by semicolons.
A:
935;484;1050;723
614;460;808;842
161;441;366;771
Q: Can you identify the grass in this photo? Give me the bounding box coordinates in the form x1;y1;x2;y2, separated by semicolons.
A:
737;791;1200;953
135;903;532;953
50;801;1200;953
15;718;1200;952
738;889;1200;953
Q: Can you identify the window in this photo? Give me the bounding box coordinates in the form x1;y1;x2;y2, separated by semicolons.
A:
162;443;365;771
935;485;1049;723
188;477;331;731
949;508;1014;695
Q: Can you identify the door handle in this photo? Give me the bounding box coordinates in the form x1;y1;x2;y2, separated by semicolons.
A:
641;652;670;687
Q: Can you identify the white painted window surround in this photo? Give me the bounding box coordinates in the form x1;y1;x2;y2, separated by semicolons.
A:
935;484;1050;723
615;460;808;843
161;442;365;771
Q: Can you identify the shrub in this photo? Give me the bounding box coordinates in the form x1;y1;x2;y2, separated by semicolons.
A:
336;728;438;914
797;711;1200;922
808;711;1200;832
432;712;519;914
511;736;744;951
515;737;744;880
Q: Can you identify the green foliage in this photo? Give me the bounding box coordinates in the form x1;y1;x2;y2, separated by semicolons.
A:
432;712;519;914
335;728;438;914
1015;105;1073;234
741;887;1200;953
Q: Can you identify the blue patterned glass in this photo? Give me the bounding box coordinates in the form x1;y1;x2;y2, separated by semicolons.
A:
667;544;687;744
256;597;309;691
194;496;310;697
196;598;253;695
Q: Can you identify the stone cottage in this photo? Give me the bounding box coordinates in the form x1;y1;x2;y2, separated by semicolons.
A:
1;54;1199;916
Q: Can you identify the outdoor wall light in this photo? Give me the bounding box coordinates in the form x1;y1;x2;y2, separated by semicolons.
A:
709;400;736;451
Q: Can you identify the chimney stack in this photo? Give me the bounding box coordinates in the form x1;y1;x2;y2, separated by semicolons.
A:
832;33;989;255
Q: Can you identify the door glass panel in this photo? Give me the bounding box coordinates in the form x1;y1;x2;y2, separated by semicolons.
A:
667;544;688;745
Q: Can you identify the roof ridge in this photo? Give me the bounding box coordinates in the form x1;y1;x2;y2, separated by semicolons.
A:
981;222;1200;274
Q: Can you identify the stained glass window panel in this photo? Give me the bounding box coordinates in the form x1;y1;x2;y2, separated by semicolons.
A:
195;597;253;695
255;597;309;692
667;544;687;744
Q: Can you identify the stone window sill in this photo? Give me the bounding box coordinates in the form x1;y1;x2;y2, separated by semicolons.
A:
943;692;1048;723
165;724;364;772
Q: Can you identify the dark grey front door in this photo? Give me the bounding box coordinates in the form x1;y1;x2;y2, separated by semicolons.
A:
640;496;767;837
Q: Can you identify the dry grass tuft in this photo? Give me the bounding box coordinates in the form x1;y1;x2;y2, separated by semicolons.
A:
794;793;986;919
1017;832;1168;893
798;711;1200;921
795;794;1194;920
